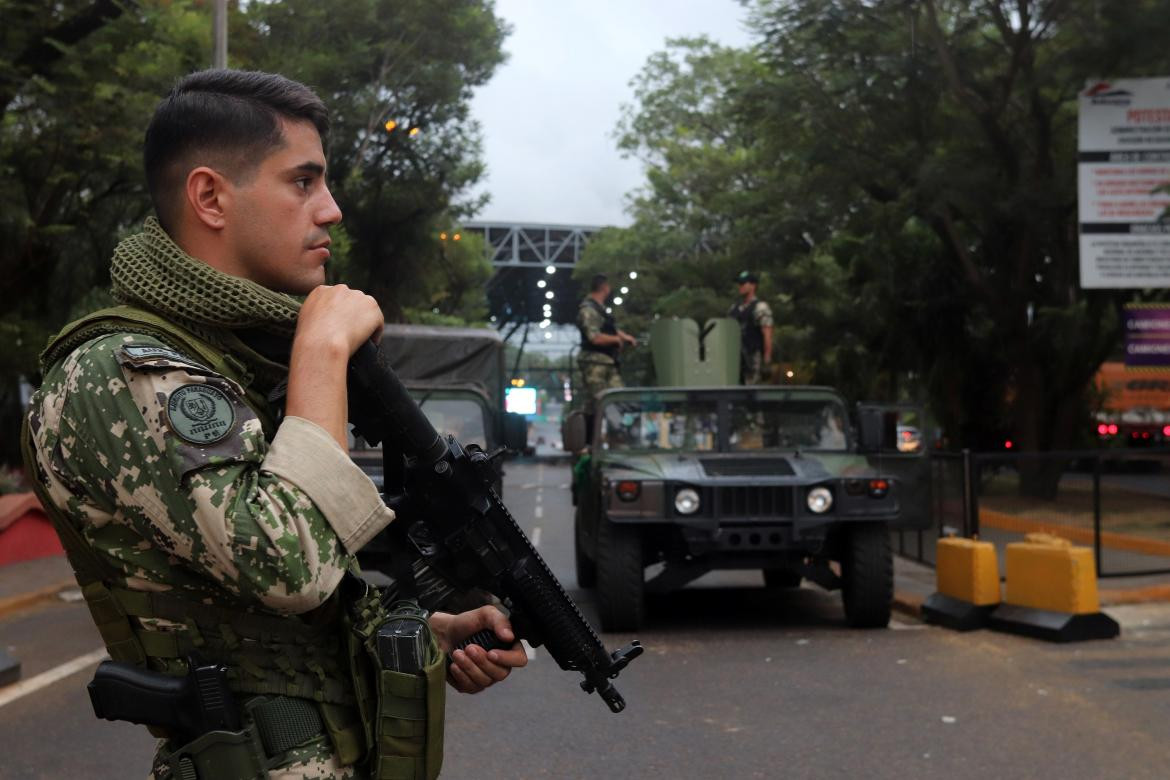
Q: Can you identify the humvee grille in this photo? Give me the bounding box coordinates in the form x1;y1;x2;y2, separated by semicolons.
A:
714;486;795;518
700;458;796;477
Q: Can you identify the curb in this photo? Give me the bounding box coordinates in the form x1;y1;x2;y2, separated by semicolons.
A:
1099;583;1170;606
892;590;924;619
0;579;76;621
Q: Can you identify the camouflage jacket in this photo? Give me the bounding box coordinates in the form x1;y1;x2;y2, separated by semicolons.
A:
26;331;394;614
576;298;617;365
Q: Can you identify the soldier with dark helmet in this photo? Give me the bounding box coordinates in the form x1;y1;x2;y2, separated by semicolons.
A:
576;273;637;440
729;271;774;385
22;70;526;779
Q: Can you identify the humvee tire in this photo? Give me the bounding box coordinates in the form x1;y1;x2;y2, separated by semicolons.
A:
763;569;802;589
841;523;893;628
596;518;644;631
574;508;597;588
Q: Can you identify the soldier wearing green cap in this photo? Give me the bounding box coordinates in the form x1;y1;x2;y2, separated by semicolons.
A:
728;271;774;385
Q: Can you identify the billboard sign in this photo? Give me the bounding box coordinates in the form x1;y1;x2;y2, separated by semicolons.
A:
1078;77;1170;288
1124;303;1170;367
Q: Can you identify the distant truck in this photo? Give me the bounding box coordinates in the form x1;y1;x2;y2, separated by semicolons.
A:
564;318;929;631
351;324;527;574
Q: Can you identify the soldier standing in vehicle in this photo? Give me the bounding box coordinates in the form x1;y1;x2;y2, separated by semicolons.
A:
729;271;774;385
577;273;636;441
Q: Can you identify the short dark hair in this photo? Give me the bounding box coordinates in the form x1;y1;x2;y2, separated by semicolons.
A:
144;69;330;231
590;273;609;293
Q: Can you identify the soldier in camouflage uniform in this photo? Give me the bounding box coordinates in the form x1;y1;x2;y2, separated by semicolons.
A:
728;271;774;385
576;274;636;442
23;70;526;779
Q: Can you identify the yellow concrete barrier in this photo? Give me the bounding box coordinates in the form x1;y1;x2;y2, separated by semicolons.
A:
989;533;1119;642
937;538;1000;606
922;537;1000;631
1003;534;1098;614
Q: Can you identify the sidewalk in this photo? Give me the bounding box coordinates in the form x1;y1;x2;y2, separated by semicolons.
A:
892;554;1170;618
0;555;75;621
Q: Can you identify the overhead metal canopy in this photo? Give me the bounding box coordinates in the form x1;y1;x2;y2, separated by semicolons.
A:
462;221;608;329
462;221;603;268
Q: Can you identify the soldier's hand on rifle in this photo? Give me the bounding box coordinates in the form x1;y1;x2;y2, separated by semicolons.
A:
430;606;528;693
619;331;638;348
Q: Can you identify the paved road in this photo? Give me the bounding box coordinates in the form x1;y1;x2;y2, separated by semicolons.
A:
2;461;1169;778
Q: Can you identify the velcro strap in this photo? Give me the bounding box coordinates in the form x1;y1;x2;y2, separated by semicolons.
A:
381;671;427;700
251;696;325;758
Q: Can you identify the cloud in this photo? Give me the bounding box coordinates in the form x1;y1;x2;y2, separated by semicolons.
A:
469;0;752;227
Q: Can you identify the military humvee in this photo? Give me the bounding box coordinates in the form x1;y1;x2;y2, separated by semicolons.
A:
564;383;929;632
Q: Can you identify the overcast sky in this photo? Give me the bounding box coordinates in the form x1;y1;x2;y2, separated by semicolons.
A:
468;0;753;228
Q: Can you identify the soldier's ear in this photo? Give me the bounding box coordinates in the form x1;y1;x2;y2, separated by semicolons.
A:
186;166;229;231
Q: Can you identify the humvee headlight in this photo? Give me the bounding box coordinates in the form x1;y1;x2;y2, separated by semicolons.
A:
806;487;833;514
674;487;701;515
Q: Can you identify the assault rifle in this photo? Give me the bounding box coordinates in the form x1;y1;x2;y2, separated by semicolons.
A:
347;342;643;713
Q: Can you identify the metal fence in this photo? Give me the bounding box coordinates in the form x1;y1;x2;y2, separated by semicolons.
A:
894;448;1170;578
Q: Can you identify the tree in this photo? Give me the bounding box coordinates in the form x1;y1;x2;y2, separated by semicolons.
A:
239;0;508;320
0;0;509;467
587;1;1170;496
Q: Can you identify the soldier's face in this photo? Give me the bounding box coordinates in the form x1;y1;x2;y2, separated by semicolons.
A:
225;119;342;295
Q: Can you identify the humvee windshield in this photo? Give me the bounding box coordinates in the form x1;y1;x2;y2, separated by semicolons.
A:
601;399;718;451
420;398;487;448
599;392;849;452
729;398;848;452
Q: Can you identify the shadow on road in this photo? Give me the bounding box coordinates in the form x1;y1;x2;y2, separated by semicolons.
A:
567;584;855;637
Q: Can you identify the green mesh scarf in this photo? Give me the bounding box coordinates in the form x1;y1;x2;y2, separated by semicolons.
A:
109;217;302;390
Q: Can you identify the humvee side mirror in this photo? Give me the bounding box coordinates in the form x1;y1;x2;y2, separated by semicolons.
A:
503;412;528;452
856;404;925;454
562;411;587;453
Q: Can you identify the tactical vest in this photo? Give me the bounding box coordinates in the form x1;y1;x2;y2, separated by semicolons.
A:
22;306;442;778
578;298;619;362
729;299;763;355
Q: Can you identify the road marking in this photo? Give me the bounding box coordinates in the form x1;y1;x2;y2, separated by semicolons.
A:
534;505;544;519
0;647;108;710
530;526;542;548
535;493;543;504
889;619;928;631
519;483;537;490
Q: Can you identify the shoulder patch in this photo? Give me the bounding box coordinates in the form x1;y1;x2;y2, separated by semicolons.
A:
166;384;236;444
122;344;187;361
117;343;214;375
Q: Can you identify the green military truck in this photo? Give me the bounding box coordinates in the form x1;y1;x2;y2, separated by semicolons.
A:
565;318;929;631
351;324;527;574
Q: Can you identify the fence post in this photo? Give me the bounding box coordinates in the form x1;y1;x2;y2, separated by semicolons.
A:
1093;452;1103;576
961;448;979;537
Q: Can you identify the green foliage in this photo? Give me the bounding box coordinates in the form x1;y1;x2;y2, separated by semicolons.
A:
0;0;507;465
587;0;1170;460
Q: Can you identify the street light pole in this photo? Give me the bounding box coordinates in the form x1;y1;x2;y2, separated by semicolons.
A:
212;0;228;69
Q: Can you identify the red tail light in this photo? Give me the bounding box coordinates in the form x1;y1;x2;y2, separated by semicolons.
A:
616;481;641;502
868;479;889;498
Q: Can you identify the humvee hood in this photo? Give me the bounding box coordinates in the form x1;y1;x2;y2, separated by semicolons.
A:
595;451;871;483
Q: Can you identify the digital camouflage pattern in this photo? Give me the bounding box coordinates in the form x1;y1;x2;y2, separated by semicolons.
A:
742;351;765;386
729;299;773;385
26;332;352;612
27;332;364;776
578;359;623;414
576;298;622;414
575;298;613;357
148;735;365;780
